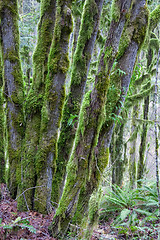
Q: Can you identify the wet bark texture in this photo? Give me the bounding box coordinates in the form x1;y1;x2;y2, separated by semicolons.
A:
34;0;73;213
18;0;57;211
0;0;24;198
0;58;5;183
76;1;149;235
111;121;126;186
52;0;104;203
50;0;134;237
129;103;139;189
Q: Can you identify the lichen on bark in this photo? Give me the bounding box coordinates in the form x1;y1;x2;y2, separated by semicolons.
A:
34;0;73;214
0;0;24;198
17;0;57;211
52;0;104;205
50;0;132;237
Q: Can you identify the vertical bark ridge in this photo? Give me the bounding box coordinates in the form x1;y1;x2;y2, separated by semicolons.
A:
72;1;149;235
50;0;132;237
0;0;24;198
18;0;56;211
34;0;73;213
52;0;104;203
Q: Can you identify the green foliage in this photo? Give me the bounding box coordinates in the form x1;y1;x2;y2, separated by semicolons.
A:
67;114;78;127
0;216;36;238
100;182;160;239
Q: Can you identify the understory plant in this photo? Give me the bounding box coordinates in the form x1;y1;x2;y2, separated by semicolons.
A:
100;182;160;239
0;217;36;240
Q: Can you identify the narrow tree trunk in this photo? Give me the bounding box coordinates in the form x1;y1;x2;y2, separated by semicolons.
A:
34;0;73;213
18;0;57;211
0;57;5;183
50;0;134;237
137;34;158;185
0;0;24;198
129;103;139;189
111;121;126;186
52;0;104;204
154;49;160;213
137;95;149;185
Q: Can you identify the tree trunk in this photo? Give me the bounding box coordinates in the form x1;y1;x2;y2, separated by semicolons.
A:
111;121;126;186
129;102;139;189
34;0;73;214
154;49;160;214
52;0;104;204
0;57;5;183
49;0;136;237
73;1;149;236
18;0;57;211
137;28;159;185
0;0;24;198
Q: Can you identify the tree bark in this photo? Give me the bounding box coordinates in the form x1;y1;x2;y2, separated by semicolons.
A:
0;56;5;183
34;0;73;213
137;24;159;185
52;0;104;204
129;103;139;189
50;0;134;237
72;1;149;236
111;121;126;186
18;0;57;211
0;0;24;198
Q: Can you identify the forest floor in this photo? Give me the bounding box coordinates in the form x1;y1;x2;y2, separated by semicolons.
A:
0;183;159;240
0;183;117;240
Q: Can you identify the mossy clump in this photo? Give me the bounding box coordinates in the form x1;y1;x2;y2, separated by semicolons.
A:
111;0;121;22
149;5;160;31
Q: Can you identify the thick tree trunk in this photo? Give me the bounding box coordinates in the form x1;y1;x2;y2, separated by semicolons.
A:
0;0;24;198
18;0;57;211
50;0;134;237
34;0;73;213
72;1;149;236
52;0;104;204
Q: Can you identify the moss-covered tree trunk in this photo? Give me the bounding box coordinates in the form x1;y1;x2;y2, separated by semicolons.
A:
49;0;135;237
111;121;126;186
0;0;24;198
18;0;56;211
34;0;73;214
137;96;149;184
52;0;104;204
129;103;139;188
137;7;160;184
0;57;5;183
72;2;149;237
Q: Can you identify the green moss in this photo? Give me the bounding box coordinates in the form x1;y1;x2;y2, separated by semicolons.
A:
78;90;92;137
118;3;149;58
71;0;98;85
98;147;109;173
118;24;134;59
149;37;159;53
25;90;44;115
149;5;160;31
111;0;120;22
32;0;56;90
127;85;154;102
36;137;57;175
132;6;149;50
0;91;5;183
1;0;24;198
